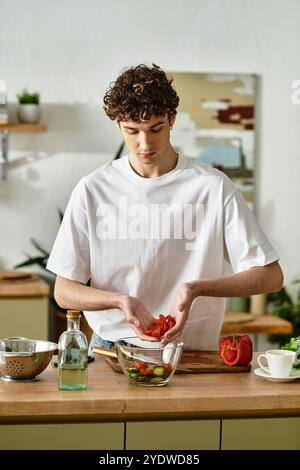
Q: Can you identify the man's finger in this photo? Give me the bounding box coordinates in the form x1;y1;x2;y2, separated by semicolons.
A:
160;314;186;344
140;333;159;342
161;331;181;346
132;326;159;342
123;307;140;327
127;317;138;326
164;323;182;338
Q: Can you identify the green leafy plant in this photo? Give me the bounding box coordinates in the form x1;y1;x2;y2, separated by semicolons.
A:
282;336;300;368
17;88;40;105
114;141;125;160
268;279;300;347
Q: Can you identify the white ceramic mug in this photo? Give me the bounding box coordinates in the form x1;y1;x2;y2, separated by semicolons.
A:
258;349;296;377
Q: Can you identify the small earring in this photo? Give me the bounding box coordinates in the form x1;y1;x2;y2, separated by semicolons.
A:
170;126;173;130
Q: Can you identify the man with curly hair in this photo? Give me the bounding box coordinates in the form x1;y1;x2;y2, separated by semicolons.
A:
47;64;283;352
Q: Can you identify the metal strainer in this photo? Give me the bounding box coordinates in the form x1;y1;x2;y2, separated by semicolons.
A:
0;337;58;381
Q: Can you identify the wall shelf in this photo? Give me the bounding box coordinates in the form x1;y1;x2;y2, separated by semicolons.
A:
0;123;48;180
0;123;47;132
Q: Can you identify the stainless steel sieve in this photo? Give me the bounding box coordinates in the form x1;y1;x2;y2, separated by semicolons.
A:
0;337;58;381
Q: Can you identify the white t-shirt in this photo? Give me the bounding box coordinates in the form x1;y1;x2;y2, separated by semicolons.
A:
47;155;279;350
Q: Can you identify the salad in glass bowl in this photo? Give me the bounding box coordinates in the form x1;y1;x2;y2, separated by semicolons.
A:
115;337;184;386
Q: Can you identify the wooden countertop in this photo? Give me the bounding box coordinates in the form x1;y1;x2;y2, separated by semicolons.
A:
222;311;292;335
1;355;300;424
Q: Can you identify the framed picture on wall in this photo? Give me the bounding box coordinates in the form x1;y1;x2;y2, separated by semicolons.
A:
168;72;256;210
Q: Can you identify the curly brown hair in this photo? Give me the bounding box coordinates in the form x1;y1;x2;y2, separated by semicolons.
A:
103;64;179;122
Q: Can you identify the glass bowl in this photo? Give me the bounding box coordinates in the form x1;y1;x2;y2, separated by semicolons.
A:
115;336;184;387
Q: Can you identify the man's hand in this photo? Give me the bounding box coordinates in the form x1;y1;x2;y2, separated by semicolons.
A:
118;294;158;341
161;282;194;346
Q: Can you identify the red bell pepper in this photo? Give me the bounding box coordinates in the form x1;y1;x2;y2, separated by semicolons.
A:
132;360;148;371
166;314;175;330
145;314;176;339
219;334;253;366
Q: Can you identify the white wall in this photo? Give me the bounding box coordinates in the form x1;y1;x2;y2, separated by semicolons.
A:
1;0;300;287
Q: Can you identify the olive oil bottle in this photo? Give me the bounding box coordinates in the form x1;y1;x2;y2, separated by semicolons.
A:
58;310;88;391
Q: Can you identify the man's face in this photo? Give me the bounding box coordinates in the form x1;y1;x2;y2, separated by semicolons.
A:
118;114;175;164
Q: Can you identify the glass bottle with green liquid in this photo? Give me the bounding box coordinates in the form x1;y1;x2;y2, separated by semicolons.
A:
58;310;88;390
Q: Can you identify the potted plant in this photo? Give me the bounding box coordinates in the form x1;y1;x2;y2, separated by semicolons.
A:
267;279;300;347
17;88;40;123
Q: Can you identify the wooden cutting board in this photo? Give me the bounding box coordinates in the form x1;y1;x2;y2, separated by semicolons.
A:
103;350;251;375
224;312;255;324
0;270;37;282
0;270;49;298
178;351;251;373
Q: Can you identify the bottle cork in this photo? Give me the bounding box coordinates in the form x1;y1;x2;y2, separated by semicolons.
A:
66;309;81;319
